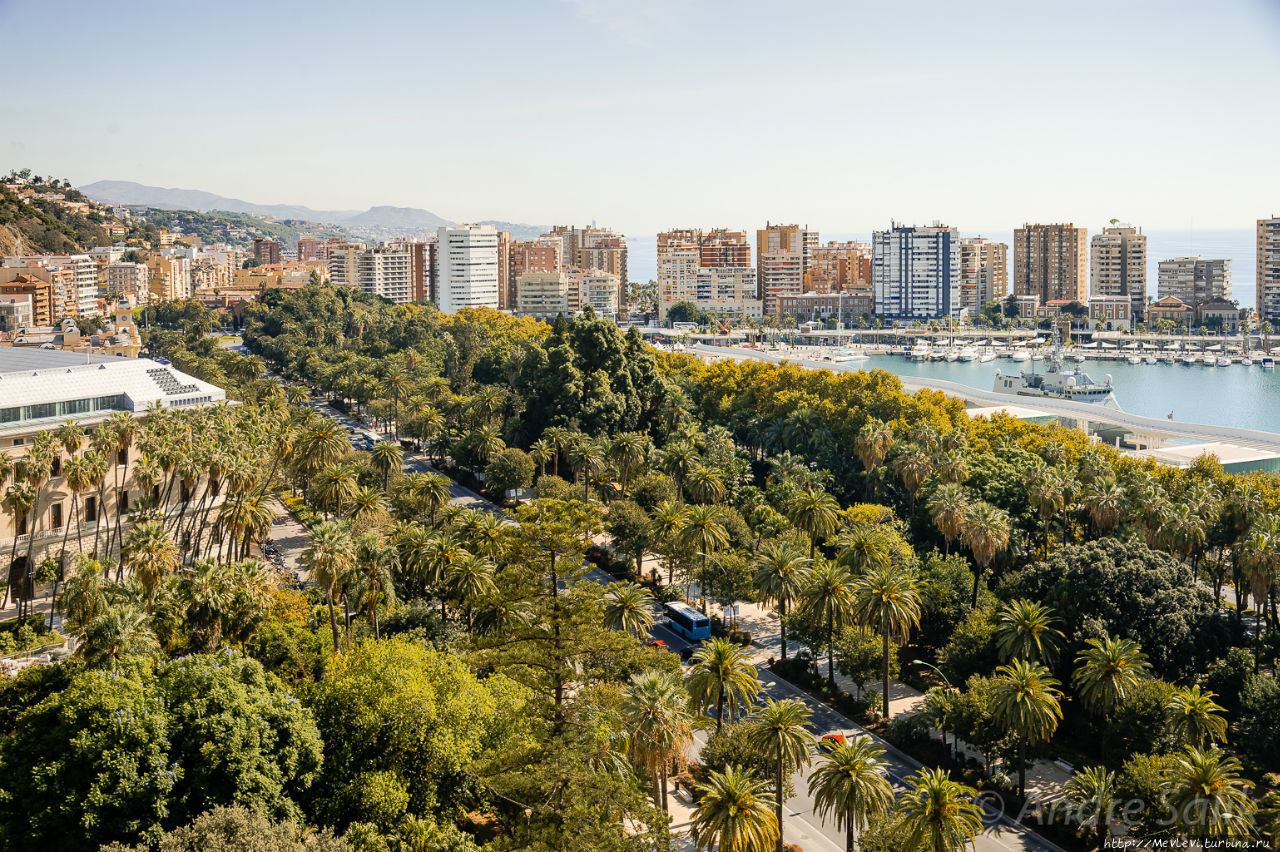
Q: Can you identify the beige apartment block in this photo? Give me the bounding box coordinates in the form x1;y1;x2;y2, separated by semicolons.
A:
1158;256;1231;307
1259;216;1280;322
1013;223;1087;304
1090;224;1147;317
957;237;1008;312
757;222;818;315
516;271;570;320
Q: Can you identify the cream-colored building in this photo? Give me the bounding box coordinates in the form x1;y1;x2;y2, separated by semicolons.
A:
146;253;192;303
106;262;151;304
0;348;224;564
757;223;818;315
1090;224;1147;318
957;237;1008;312
1259;217;1280;323
516;271;570;321
1013;223;1087;304
574;269;620;318
1158;256;1231;306
657;232;762;321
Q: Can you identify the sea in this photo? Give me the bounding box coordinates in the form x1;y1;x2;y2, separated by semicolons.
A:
626;227;1278;432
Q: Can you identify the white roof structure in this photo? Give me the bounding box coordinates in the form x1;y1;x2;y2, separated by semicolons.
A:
1128;442;1280;469
965;404;1056;422
0;349;225;435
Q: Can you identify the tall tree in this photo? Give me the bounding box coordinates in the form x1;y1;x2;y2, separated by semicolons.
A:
686;636;761;732
808;736;895;852
691;766;780;852
894;767;984;852
993;599;1064;665
622;668;695;814
747;698;815;852
990;659;1063;796
753;540;812;663
850;564;922;717
799;560;857;689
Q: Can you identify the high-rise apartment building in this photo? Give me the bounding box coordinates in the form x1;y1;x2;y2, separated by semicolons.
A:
296;238;324;262
1158;257;1232;306
1090;224;1147;318
436;225;500;314
757;223;818;315
328;245;415;304
871;222;959;319
3;254;98;317
253;238;282;265
547;225;628;306
508;236;563;310
145;253;192;303
956;237;1008;313
575;269;621;318
656;229;762;321
516;272;569;321
1013;223;1088;305
806;241;872;295
385;239;430;302
1259;217;1280;323
106;262;151;304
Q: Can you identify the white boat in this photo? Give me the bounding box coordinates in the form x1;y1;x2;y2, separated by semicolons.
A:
1143;355;1158;365
833;349;868;363
1127;355;1142;365
1031;352;1045;362
1182;354;1198;365
910;344;932;361
958;345;979;362
1010;350;1030;362
1217;356;1232;367
1242;356;1254;366
1263;356;1276;368
1073;354;1087;363
993;356;1117;405
945;349;959;362
978;351;997;363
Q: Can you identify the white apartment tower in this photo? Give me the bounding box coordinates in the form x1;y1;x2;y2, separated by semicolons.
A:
328;246;414;304
436;225;500;314
872;222;959;319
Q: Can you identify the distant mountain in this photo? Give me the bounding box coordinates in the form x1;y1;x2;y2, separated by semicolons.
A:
79;180;360;223
344;205;451;229
80;180;551;238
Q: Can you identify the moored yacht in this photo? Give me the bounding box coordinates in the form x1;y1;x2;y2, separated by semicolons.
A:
993;355;1117;405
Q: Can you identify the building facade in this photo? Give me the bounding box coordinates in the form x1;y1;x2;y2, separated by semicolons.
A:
253;238;282;265
516;272;569;320
106;262;151;303
1157;256;1232;307
871;222;959;320
957;237;1008;313
1090;224;1147;318
757;223;817;315
1258;217;1280;323
436;224;500;314
3;254;98;317
1013;223;1088;305
0;349;226;565
656;230;761;321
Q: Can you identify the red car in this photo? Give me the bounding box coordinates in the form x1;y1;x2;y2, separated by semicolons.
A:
644;639;669;650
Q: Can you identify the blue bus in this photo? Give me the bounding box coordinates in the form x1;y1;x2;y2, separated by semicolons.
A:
664;602;711;641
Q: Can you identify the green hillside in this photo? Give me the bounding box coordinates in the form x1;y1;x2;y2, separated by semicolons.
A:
133;208;351;249
0;180;109;254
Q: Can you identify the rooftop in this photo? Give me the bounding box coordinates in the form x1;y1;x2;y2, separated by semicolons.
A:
1128;441;1280;468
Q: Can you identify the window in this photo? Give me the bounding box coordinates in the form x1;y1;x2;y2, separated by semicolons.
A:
16;512;27;536
51;502;63;530
51;457;62;477
117;447;128;466
85;495;98;523
118;489;129;513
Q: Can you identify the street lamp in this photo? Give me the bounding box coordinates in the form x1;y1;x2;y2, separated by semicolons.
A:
911;659;952;689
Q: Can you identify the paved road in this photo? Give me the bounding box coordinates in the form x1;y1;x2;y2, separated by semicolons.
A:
304;393;1060;852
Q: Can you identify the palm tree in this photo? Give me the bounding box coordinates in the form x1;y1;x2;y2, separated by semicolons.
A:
1162;746;1256;839
1063;765;1117;849
602;581;656;639
960;500;1010;607
473;424;506;465
747;698;815;852
892;444;933;511
610;432;648;493
990;659;1063;796
348;486;388;526
649;501;687;584
808;736;895;852
927;483;970;555
444;552;493;632
686;636;761;731
566;438;606;502
77;605;159;668
122;520;179;612
1165;685;1228;749
354;532;398;639
833;525;894;575
658;441;697;501
1026;466;1066;553
312;463;358;519
1081;476;1126;536
853;419;892;498
57;554;108;633
180;558;235;651
302;520;355;650
691;766;780;852
1073;635;1152;719
800;560;857;689
407;472;452;527
752;540;812;663
788;489;839;559
622;668;696;813
993;599;1064;665
679;504;729;606
850;564;923;717
529;439;554;479
895;767;984;852
370;441;404;491
687;465;727;505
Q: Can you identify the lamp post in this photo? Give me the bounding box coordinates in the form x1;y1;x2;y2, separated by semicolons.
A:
911;658;952;689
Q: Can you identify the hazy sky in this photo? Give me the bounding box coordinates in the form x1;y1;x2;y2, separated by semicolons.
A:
4;0;1278;234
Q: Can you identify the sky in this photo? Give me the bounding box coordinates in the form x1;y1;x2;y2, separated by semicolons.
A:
3;0;1279;235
